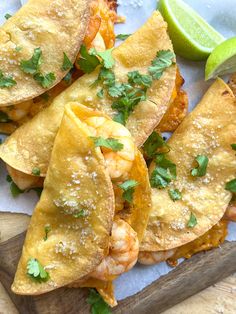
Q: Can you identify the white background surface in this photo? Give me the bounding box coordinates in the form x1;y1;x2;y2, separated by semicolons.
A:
0;0;236;300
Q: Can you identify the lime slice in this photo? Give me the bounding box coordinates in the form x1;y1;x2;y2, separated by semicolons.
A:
205;37;236;80
158;0;224;61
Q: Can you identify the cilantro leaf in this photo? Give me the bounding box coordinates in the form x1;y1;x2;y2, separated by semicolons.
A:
128;71;152;88
77;45;100;74
33;72;56;88
73;209;86;218
231;144;236;151
191;155;209;177
0;71;16;89
0;111;11;122
27;258;49;282
143;131;169;158
225;179;236;193
61;52;73;71
5;13;12;20
91;137;124;152
97;89;104;99
87;289;111;314
44;225;51;241
187;212;197;228
116;34;131;40
97;49;115;69
150;154;176;189
148;50;175;80
108;83;126;98
168;188;182;201
20;48;42;75
32;167;41;176
118;180;139;203
6;175;24;197
97;68;116;87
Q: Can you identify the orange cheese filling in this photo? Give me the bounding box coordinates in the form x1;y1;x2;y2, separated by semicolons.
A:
167;219;228;267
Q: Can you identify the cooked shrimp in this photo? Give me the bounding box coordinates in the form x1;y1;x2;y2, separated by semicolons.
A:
85;117;135;180
91;218;139;281
224;202;236;222
138;249;176;265
6;165;44;190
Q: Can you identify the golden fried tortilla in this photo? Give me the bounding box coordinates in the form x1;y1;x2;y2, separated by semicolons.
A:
141;78;236;252
118;149;152;242
0;0;90;106
0;11;176;176
12;103;114;295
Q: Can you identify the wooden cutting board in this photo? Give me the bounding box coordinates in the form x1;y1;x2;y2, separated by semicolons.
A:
0;213;236;314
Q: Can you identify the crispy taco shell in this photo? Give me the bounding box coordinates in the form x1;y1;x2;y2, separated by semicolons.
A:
0;0;90;106
12;103;114;295
0;11;176;176
118;149;152;242
141;78;236;252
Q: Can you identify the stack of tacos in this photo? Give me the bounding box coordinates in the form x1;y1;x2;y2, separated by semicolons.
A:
1;0;235;309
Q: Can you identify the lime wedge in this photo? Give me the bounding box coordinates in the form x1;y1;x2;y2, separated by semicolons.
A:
205;37;236;80
158;0;224;61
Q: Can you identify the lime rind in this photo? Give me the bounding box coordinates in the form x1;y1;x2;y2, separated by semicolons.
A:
205;37;236;80
158;0;225;61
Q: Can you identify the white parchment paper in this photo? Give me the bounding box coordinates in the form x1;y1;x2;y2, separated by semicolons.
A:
0;0;236;300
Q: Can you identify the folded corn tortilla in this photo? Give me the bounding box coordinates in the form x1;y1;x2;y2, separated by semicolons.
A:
12;103;114;295
0;0;90;106
141;78;236;252
0;11;176;176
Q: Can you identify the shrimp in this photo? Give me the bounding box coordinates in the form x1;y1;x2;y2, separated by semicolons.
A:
224;202;236;222
85;117;135;180
6;165;44;190
138;249;176;265
91;218;139;281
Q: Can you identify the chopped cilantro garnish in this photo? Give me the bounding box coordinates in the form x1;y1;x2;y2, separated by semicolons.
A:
168;188;182;201
225;179;236;193
15;46;22;52
191;155;209;177
32;167;41;176
96;68;115;87
73;209;86;218
0;71;16;89
27;258;49;282
61;52;73;71
150;154;176;189
77;45;100;74
0;111;11;122
34;72;56;88
6;175;24;197
96;49;115;69
143;131;169;159
97;89;104;99
128;71;152;88
231;144;236;151
20;48;42;75
118;180;139;203
116;34;131;40
40;92;50;101
63;67;74;84
87;289;111;314
91;137;124;152
4;13;12;20
148;50;175;80
44;225;51;241
187;212;197;228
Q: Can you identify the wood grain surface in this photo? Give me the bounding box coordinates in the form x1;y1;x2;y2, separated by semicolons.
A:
0;213;236;314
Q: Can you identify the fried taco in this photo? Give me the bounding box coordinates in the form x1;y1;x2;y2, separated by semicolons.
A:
0;0;90;106
0;11;177;180
139;78;236;264
13;103;151;302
